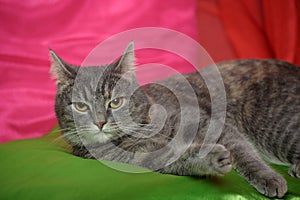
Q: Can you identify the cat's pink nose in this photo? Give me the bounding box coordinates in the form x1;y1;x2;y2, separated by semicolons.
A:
98;122;105;128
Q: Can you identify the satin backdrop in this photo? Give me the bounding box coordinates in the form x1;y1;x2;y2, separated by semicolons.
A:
0;0;198;142
1;0;299;143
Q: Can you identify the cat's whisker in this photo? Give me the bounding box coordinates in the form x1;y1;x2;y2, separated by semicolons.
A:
51;130;77;142
52;126;97;145
50;127;75;134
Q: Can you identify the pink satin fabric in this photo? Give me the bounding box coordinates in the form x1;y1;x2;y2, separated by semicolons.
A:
0;1;198;142
2;0;300;143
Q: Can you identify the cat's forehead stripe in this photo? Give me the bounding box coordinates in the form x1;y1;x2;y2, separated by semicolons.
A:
100;73;123;98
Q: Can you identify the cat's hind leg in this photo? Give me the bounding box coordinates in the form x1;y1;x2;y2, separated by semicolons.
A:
222;136;287;198
286;133;300;178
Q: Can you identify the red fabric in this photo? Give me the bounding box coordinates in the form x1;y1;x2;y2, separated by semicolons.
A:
198;0;300;65
0;0;198;143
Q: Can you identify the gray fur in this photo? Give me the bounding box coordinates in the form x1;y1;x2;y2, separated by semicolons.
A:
50;43;300;198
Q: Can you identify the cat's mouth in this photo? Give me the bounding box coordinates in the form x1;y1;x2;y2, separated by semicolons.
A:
80;131;113;145
72;123;125;146
83;125;121;144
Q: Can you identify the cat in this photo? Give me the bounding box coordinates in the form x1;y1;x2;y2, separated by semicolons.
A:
50;42;300;198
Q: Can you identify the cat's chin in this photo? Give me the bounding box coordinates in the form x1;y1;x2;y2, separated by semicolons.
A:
81;132;112;145
94;133;111;143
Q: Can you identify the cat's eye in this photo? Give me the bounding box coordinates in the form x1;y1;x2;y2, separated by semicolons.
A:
73;102;89;112
109;98;123;109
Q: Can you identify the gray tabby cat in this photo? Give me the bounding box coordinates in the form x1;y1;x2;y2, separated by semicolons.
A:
50;42;300;198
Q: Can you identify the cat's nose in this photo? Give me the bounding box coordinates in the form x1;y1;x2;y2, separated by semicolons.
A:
98;121;106;129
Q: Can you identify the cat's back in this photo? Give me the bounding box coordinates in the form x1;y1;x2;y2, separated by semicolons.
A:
218;59;300;163
218;59;300;89
217;59;300;120
145;59;300;115
144;59;299;163
217;59;300;112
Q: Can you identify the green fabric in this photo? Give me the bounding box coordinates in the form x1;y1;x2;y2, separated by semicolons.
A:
0;127;299;200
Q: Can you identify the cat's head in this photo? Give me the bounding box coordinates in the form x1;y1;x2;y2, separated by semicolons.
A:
50;42;150;147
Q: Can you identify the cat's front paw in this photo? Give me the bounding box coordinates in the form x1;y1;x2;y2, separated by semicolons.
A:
210;144;232;176
252;171;287;198
289;161;300;178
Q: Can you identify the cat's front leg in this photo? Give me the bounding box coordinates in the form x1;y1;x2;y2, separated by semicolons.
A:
224;139;287;198
72;145;94;159
159;144;232;176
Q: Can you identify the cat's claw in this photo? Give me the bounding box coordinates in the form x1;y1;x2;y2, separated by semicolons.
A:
288;162;300;178
210;144;232;176
252;172;287;198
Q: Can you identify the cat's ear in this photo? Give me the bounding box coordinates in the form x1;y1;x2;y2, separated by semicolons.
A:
115;41;135;75
49;49;78;85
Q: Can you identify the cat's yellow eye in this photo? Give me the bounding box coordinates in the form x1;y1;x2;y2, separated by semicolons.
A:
110;98;123;109
73;102;89;112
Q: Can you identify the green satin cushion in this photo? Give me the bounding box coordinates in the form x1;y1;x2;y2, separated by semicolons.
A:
0;127;299;200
